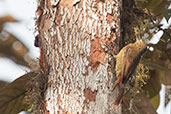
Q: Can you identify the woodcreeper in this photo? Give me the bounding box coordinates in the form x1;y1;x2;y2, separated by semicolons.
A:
112;39;147;105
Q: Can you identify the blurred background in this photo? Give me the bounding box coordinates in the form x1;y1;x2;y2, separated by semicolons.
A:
0;0;39;82
0;0;170;114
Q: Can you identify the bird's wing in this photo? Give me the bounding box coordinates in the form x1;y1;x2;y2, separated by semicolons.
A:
122;47;141;82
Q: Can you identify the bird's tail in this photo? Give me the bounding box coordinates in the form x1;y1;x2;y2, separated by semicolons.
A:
113;87;124;105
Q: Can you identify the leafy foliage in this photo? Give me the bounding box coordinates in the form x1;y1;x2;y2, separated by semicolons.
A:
0;72;39;114
135;0;170;21
0;1;41;112
0;11;39;114
162;9;171;22
121;0;170;111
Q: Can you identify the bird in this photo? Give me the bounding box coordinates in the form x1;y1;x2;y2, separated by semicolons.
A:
112;39;147;105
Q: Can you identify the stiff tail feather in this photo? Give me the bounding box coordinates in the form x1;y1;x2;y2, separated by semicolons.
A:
113;87;124;105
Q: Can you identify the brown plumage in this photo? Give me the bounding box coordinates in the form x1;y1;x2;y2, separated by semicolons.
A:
112;39;147;105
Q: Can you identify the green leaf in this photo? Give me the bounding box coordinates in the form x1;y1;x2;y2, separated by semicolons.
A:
143;69;161;98
136;0;170;20
0;71;39;114
143;0;163;10
162;9;171;22
150;94;160;109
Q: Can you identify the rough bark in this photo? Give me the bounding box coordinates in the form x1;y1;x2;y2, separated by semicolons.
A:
37;0;122;113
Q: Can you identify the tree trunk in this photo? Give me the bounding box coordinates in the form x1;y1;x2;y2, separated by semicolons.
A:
37;0;122;113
